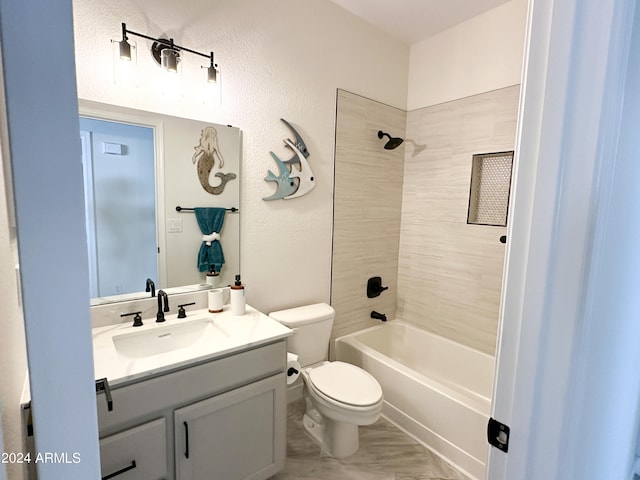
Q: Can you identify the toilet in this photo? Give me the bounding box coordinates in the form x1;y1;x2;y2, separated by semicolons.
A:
269;303;383;458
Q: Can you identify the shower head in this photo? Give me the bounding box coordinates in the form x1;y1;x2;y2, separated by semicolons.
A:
377;130;404;150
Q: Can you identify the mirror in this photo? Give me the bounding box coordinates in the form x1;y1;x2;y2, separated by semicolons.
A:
79;100;241;305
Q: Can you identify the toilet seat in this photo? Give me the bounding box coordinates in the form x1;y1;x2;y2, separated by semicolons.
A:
307;361;382;407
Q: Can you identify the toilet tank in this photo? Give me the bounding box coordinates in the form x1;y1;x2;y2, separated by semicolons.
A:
269;303;335;367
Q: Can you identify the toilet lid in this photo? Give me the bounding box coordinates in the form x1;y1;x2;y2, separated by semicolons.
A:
308;361;382;407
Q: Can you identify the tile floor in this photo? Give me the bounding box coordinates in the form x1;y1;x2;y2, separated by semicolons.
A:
272;399;471;480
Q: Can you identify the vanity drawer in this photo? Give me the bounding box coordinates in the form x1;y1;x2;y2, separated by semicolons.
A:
97;340;286;434
99;418;167;480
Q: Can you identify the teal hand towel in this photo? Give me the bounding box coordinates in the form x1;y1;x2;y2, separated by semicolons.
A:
194;207;226;272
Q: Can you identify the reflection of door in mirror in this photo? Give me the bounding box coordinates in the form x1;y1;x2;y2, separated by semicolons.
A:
80;117;158;297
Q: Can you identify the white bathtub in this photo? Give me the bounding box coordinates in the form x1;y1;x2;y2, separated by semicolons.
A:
334;320;495;480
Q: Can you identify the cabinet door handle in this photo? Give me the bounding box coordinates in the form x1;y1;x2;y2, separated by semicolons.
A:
184;421;190;459
102;460;136;479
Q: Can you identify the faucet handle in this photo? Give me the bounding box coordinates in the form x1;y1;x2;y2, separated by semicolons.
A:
177;302;196;319
367;277;388;298
121;311;143;327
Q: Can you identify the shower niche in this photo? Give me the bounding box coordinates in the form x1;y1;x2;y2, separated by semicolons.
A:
467;151;514;227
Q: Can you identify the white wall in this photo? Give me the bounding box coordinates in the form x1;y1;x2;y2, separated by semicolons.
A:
0;426;5;480
407;0;527;110
73;0;409;314
0;115;28;480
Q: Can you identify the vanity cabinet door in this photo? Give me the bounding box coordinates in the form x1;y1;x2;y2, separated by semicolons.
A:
99;418;167;480
174;374;286;480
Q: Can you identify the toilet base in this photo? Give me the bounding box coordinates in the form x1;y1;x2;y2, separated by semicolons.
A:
303;410;360;458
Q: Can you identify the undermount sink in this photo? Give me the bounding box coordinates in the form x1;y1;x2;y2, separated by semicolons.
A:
112;317;213;359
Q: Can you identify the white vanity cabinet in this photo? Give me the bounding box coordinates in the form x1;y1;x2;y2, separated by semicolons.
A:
96;340;287;480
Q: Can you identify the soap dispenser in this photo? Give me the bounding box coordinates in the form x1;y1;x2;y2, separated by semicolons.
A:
230;274;246;315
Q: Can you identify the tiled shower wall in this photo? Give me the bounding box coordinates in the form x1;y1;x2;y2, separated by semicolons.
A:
331;90;406;340
397;85;520;355
332;86;519;354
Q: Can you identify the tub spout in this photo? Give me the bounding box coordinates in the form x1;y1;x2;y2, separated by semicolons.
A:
371;311;387;322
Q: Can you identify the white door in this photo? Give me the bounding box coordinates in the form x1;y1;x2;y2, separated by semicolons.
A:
487;0;639;478
79;117;157;297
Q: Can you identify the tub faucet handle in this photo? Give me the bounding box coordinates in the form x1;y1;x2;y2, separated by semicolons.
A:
367;276;388;298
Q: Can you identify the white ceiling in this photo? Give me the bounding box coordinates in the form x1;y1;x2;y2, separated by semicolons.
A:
328;0;512;45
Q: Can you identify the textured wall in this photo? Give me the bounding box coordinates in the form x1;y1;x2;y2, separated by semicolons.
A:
408;0;527;110
72;0;409;314
331;90;406;340
398;85;520;355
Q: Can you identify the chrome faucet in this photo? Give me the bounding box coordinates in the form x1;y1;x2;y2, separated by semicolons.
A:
156;290;169;322
145;278;156;297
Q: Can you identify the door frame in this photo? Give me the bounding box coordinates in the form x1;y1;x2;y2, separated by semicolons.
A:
80;130;99;298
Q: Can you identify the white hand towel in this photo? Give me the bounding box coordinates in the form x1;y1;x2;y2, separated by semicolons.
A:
202;232;220;246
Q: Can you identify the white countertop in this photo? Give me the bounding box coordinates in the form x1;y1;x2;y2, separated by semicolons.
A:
92;305;292;388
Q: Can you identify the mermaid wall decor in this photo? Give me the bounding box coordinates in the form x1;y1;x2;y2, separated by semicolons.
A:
192;126;237;195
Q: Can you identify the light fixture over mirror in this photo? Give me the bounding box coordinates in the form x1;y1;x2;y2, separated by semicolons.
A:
117;22;218;83
206;53;217;83
118;22;131;61
159;44;180;72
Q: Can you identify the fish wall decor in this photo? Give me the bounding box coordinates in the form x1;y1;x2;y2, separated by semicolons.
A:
192;126;237;195
263;118;315;201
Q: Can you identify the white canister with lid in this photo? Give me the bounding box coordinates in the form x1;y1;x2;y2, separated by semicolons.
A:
208;289;223;313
